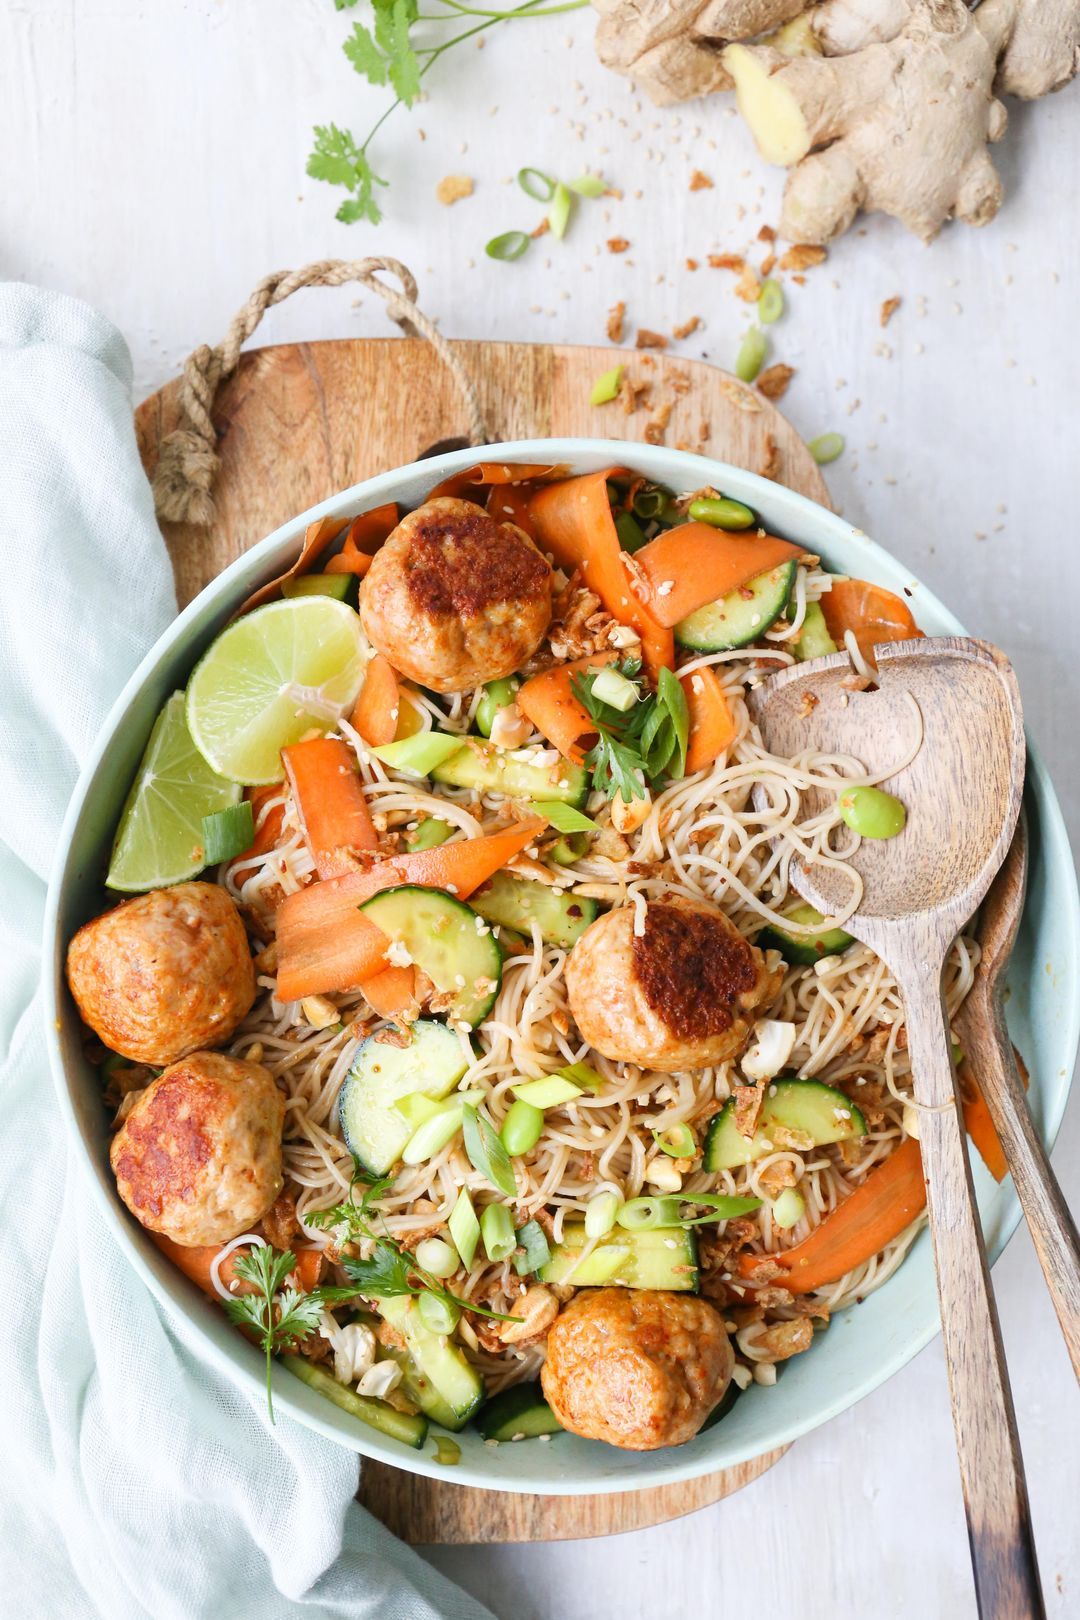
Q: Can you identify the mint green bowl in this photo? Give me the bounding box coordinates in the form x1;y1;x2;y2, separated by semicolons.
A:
44;441;1080;1494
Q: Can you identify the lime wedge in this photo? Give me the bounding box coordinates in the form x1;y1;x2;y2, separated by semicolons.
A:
107;692;241;892
185;597;367;784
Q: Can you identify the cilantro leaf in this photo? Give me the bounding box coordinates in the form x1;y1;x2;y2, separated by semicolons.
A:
378;0;422;105
340;1240;416;1297
343;21;388;85
572;661;688;802
307;124;386;225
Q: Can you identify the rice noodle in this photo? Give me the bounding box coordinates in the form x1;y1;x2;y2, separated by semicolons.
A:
221;575;978;1389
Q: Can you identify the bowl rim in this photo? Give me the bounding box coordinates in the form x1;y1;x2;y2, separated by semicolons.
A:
43;437;1080;1495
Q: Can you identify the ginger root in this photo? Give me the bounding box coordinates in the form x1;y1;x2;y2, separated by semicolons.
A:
591;0;1080;242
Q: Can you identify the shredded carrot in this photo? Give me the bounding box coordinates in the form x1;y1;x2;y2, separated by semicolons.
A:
350;654;401;747
681;666;738;773
151;1233;325;1301
276;817;545;1001
960;1047;1029;1183
516;653;615;764
228;785;285;887
323;543;372;578
739;1137;927;1295
361;965;419;1020
281;737;378;880
427;462;565;500
236;517;351;617
628;523;804;629
819;577;922;666
345;504;400;552
528;469;674;678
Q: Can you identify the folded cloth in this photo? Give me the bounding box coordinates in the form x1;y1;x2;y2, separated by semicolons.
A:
0;285;492;1620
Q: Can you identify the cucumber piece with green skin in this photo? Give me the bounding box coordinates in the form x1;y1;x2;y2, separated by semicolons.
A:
703;1078;866;1172
432;739;588;808
469;870;598;950
281;573;356;606
539;1224;699;1292
339;1018;469;1176
757;902;854;966
280;1355;428;1448
674;560;797;653
475;1382;563;1441
359;886;502;1028
792;599;837;661
375;1296;484;1431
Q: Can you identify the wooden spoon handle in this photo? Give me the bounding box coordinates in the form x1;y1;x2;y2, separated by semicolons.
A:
963;987;1080;1381
901;962;1045;1620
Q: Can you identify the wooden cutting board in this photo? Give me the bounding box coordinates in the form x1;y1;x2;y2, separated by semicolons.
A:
135;333;830;1545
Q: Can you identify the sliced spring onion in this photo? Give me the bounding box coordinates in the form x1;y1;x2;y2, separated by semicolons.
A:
757;278;784;325
406;816;453;852
448;1188;481;1271
677;1193;763;1226
371;732;465;777
617;1196;683;1231
591;668;639;713
614;509;647;552
533;800;600;835
652;1123;696;1159
480;1201;516;1262
486;230;530;263
201;801;254;865
419;1292;461;1334
513;1218;552;1275
585;1191;622;1238
500;1098;545;1157
554;1062;604;1093
770;1187;806;1230
547;181;572;239
401;1103;467;1166
511;1074;584;1109
687;495;756;531
462;1104;518;1198
589;364;624;406
735;325;768;384
518;166;556;202
569;173;606;197
395;1092;444;1130
808;431;845;465
631;486;667;520
432;1434;462;1465
548;833;589;866
415;1237;459;1278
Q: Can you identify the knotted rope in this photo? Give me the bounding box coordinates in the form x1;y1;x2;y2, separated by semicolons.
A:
151;256;490;527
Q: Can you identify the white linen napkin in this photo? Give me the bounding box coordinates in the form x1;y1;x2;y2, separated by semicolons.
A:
0;284;492;1620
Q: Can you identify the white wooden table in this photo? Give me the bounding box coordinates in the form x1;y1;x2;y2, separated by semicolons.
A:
3;3;1077;1615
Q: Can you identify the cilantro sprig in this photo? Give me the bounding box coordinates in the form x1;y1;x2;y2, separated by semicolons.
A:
222;1246;359;1422
311;0;590;225
571;660;690;802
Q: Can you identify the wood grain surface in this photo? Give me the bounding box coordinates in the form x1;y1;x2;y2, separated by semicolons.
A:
750;639;1044;1619
134;333;828;1547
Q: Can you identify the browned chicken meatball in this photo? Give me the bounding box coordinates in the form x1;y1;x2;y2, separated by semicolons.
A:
541;1288;734;1450
359;497;553;692
564;897;780;1073
66;882;256;1067
110;1051;285;1247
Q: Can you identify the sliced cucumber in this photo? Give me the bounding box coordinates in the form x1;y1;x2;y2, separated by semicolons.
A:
359;886;502;1028
475;1382;563;1442
339;1019;469;1176
792;599;837;661
376;1296;485;1431
281;572;356;605
703;1078;866;1171
469;870;598;950
280;1355;428;1448
674;560;797;653
757;902;854;966
432;739;588;808
539;1224;699;1292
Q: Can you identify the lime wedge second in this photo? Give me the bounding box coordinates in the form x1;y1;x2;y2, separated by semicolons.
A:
185;596;367;784
107;692;241;892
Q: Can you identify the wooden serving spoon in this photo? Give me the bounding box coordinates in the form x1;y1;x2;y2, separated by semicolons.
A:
747;635;1044;1620
954;818;1080;1381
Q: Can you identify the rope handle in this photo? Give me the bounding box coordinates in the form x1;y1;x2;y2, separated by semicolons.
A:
151;256;491;527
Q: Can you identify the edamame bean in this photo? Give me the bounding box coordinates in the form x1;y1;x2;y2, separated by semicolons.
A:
688;495;756;531
476;678;520;738
838;785;907;840
500;1098;544;1156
